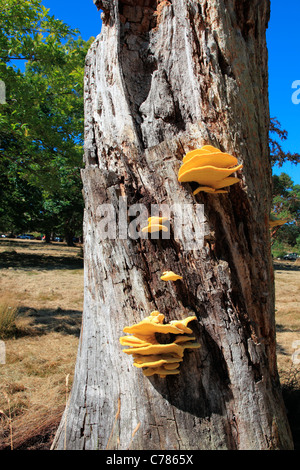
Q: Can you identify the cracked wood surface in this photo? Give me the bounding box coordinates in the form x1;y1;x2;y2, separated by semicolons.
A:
52;0;294;450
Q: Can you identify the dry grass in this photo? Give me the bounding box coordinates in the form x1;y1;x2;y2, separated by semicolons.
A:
0;241;299;449
274;260;300;373
0;296;18;339
0;239;83;450
273;260;300;449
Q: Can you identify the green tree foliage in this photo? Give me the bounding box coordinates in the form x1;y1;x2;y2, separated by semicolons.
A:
0;0;93;243
0;0;73;63
272;173;300;223
271;173;300;247
269;118;300;250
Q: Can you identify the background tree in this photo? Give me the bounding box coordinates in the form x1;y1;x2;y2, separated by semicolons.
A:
52;0;293;450
268;119;300;248
272;174;300;223
0;0;92;242
270;173;300;248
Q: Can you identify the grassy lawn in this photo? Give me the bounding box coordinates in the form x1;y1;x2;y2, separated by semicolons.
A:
0;239;83;450
273;259;300;449
0;240;299;449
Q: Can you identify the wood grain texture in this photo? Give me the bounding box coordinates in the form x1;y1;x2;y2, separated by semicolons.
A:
52;0;294;450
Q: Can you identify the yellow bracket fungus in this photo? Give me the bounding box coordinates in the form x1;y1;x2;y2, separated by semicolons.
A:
160;271;183;281
269;219;288;228
182;145;221;163
141;224;169;233
147;216;169;224
179;152;238;176
142;216;169;234
120;311;200;378
269;214;288;228
178;145;242;193
179;164;243;186
193;186;228;195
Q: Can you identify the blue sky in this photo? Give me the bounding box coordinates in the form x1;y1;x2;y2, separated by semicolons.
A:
267;0;300;184
42;0;102;39
41;0;300;185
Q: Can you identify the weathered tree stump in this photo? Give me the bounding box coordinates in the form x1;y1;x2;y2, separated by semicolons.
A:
52;0;293;450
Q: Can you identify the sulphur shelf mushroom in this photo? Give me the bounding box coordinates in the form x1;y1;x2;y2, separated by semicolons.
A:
178;145;242;194
269;214;288;228
141;216;169;233
160;271;183;281
120;311;200;377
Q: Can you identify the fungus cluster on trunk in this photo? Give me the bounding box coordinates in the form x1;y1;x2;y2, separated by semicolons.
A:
178;145;242;194
120;145;245;377
120;312;200;378
269;215;288;228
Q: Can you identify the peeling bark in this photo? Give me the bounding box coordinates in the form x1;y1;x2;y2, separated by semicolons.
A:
52;0;294;450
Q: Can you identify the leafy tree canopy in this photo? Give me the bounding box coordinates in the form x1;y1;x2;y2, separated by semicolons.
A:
269;118;300;248
271;173;300;247
0;0;74;62
272;173;300;222
0;0;93;242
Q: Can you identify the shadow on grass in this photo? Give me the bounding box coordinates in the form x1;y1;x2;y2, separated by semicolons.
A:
283;389;300;450
0;250;83;271
273;260;300;272
276;342;289;357
12;306;82;338
281;367;300;451
276;323;300;333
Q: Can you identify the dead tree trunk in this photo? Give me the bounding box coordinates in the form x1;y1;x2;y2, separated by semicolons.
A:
52;0;294;450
